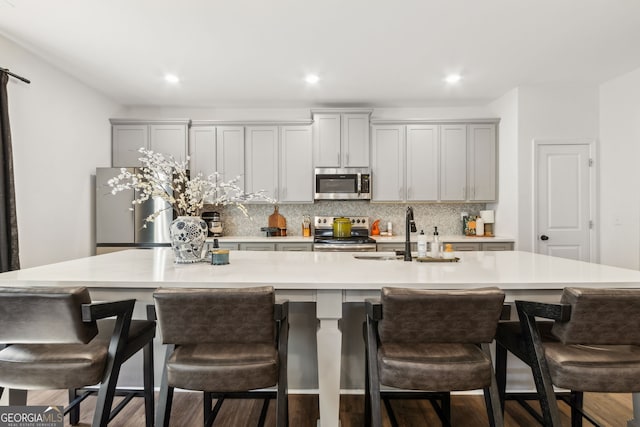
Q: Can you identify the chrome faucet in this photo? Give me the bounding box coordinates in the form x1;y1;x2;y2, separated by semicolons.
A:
404;206;417;261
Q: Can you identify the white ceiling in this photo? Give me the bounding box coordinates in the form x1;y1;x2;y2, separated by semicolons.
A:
1;0;640;108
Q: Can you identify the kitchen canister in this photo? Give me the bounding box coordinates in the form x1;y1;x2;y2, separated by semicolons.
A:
210;249;230;265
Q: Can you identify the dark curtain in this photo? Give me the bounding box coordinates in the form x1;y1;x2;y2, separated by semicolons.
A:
0;72;20;271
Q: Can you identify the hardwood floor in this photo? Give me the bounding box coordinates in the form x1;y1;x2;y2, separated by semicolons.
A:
26;390;632;426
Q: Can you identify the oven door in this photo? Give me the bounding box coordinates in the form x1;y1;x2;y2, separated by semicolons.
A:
313;243;377;252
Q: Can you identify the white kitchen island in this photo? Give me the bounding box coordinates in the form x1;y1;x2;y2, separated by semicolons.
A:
2;248;640;427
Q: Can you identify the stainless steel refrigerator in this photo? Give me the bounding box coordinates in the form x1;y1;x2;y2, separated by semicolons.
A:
95;167;173;254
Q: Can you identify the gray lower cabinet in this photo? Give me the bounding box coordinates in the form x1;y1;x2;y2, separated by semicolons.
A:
239;243;276;251
377;242;416;252
448;242;514;251
236;242;313;251
204;242;240;251
448;242;482;251
276;243;313;251
481;242;514;251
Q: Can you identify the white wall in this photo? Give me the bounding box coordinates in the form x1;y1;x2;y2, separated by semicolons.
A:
516;86;599;253
487;88;519;245
1;35;120;267
599;67;640;269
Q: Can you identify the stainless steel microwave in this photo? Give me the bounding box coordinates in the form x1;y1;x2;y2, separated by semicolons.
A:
314;168;371;200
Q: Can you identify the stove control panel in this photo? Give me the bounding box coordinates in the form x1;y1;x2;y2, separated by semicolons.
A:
314;216;370;229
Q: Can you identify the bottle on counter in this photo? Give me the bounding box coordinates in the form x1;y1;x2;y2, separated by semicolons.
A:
476;217;485;236
431;227;440;258
387;221;393;236
417;230;427;258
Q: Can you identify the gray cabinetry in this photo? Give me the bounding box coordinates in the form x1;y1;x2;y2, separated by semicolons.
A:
312;110;371;168
376;242;416;252
440;124;468;201
111;119;189;167
468;124;497;201
276;243;313;251
239;242;276;251
481;242;513;251
447;242;481;251
245;126;278;201
280;126;313;203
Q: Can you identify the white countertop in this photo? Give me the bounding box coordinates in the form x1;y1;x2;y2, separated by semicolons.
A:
1;248;638;292
371;235;514;243
207;235;514;243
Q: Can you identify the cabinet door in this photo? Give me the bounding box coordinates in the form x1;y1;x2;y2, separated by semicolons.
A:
245;126;278;201
406;125;439;201
312;113;341;167
150;124;188;163
112;125;148;167
481;242;513;251
468;124;497;201
440;124;467;201
280;126;313;203
448;242;481;251
216;126;245;191
239;242;276;251
342;113;370;167
189;125;216;178
276;243;313;251
371;125;405;202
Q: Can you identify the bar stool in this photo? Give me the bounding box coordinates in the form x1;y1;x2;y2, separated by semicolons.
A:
364;287;506;427
153;286;289;427
0;286;155;427
495;287;640;426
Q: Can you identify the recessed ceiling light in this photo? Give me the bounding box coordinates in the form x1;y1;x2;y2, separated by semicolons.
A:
164;74;180;84
305;74;320;84
444;74;462;84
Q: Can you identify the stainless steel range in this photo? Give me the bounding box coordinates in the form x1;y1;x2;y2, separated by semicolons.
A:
313;216;377;252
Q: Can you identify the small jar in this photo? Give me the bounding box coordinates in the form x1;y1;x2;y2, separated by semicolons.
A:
210;249;230;265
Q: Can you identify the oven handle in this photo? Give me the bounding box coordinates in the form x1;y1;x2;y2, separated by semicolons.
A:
313;244;377;252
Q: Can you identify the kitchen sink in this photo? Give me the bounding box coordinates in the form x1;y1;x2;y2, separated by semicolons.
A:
353;255;403;261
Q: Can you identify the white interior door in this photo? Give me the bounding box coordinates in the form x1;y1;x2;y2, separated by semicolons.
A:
535;141;593;261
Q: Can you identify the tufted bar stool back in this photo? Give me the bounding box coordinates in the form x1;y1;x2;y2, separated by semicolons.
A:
153;286;289;427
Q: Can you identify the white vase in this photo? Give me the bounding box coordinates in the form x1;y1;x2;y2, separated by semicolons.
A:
169;216;208;263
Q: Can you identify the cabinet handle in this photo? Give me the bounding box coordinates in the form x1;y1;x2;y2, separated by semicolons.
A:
337;152;340;164
399;188;403;198
346;153;350;166
408;187;412;198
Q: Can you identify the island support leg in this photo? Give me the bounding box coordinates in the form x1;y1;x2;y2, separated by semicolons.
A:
628;394;640;427
316;290;343;427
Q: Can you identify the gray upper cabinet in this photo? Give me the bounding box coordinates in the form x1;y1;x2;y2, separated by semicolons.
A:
312;111;371;168
468;124;497;201
216;126;245;191
371;125;404;202
280;125;313;203
439;124;467;201
371;124;439;202
188;122;313;203
245;126;279;201
371;120;498;203
406;125;439;201
189;125;216;178
111;119;188;167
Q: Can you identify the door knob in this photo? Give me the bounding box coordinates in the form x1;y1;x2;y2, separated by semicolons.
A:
540;235;549;241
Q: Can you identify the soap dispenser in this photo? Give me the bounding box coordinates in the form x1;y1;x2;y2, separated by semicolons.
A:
417;230;427;258
431;226;440;258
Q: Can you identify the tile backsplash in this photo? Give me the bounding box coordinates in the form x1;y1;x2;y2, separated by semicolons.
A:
205;201;487;237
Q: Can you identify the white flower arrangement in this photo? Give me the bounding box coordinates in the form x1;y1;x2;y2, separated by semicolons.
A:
107;148;274;225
